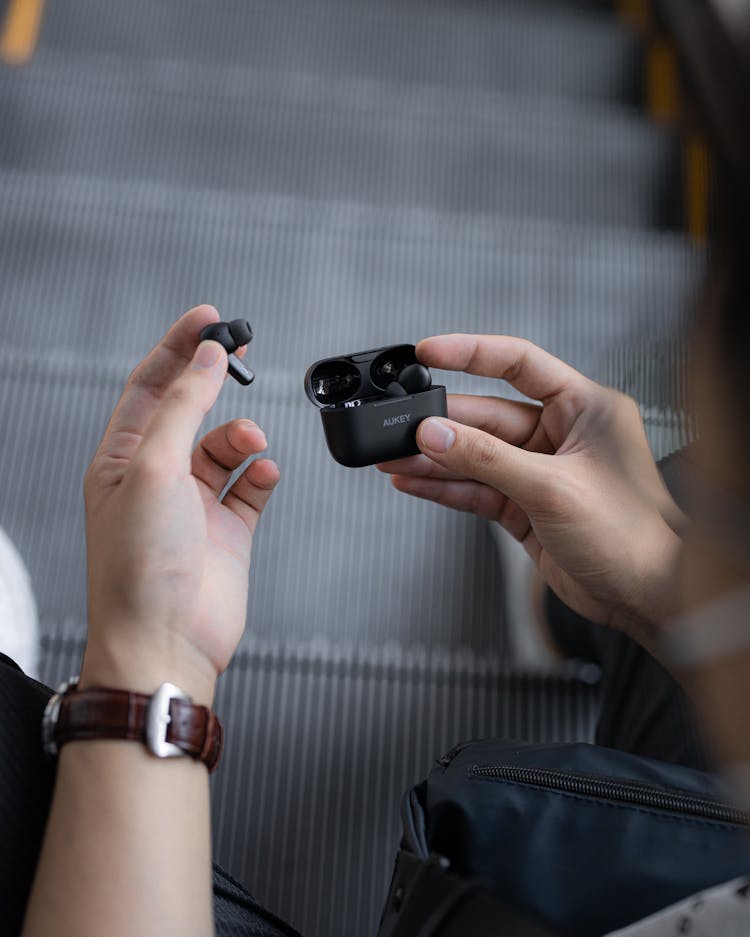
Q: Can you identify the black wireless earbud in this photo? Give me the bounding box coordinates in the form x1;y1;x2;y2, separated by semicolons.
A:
199;319;255;385
385;363;432;398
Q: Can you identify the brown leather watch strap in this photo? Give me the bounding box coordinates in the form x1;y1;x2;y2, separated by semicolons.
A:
49;684;223;772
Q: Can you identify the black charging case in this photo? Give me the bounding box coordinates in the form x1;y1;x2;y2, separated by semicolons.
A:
304;344;447;467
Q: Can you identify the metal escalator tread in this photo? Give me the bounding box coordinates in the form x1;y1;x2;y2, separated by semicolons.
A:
38;0;643;105
0;50;679;229
38;624;600;937
0;0;703;935
0;171;700;650
0;172;702;398
0;359;510;652
0;361;693;640
0;161;695;937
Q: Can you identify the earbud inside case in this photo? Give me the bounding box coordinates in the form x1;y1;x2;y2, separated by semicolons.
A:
304;344;448;467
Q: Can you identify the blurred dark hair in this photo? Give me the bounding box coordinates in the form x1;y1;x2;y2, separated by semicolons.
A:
696;185;750;494
713;186;750;390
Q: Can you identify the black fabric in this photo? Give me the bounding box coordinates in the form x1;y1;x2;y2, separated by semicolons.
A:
211;865;302;937
378;850;568;937
0;657;301;937
0;654;57;937
385;739;750;937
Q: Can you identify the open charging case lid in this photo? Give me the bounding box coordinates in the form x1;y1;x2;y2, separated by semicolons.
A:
304;344;447;467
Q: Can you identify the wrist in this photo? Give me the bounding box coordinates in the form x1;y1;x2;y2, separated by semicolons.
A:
79;632;218;707
611;526;685;659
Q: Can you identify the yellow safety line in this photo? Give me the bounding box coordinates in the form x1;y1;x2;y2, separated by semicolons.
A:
686;133;710;243
629;11;708;241
646;38;681;124
0;0;46;66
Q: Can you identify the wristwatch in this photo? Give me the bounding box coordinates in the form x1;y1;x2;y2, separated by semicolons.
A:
42;678;224;772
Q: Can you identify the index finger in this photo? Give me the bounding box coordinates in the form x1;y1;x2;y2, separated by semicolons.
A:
96;304;220;457
416;334;588;402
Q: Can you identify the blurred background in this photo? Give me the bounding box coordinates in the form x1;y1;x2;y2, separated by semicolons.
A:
1;0;746;934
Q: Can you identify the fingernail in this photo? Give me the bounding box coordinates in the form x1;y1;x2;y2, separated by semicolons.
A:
246;424;267;448
419;418;455;453
192;340;222;370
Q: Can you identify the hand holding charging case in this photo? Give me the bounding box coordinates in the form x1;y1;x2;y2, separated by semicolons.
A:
304;344;448;467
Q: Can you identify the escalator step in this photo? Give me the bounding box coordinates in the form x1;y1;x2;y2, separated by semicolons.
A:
39;0;643;105
0;173;701;633
0;172;702;394
0;51;679;228
0;4;702;936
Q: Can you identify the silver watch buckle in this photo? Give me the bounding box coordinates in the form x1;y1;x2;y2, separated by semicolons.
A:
145;682;190;759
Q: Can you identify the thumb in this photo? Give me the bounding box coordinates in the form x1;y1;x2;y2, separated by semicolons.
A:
416;416;546;506
137;340;228;466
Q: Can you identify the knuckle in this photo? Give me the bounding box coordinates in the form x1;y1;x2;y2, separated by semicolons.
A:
166;379;196;406
165;377;207;415
602;388;640;425
532;465;578;517
129;453;167;487
465;338;484;375
500;342;529;384
467;484;483;516
617;390;640;417
559;380;613;426
464;431;498;472
126;362;162;395
600;384;629;408
125;361;141;387
565;381;598;412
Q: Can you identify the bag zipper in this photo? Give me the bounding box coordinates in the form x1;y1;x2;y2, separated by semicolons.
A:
470;765;750;826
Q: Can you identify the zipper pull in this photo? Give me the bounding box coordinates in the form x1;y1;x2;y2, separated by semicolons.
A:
437;741;470;768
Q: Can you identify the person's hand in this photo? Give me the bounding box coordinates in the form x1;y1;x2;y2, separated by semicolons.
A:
80;306;279;704
378;334;686;651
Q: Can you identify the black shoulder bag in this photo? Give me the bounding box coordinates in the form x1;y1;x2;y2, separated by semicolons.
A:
378;740;750;937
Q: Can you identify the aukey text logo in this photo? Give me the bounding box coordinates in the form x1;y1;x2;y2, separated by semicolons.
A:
383;413;411;427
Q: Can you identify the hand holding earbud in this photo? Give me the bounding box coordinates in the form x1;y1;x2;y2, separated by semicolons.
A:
378;333;686;655
81;307;278;705
199;319;255;385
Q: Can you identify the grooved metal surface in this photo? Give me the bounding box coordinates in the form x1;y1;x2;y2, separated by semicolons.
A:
0;0;706;934
0;358;508;650
0;174;702;637
0;174;702;389
0;355;694;637
39;0;643;105
0;51;678;228
37;625;600;937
